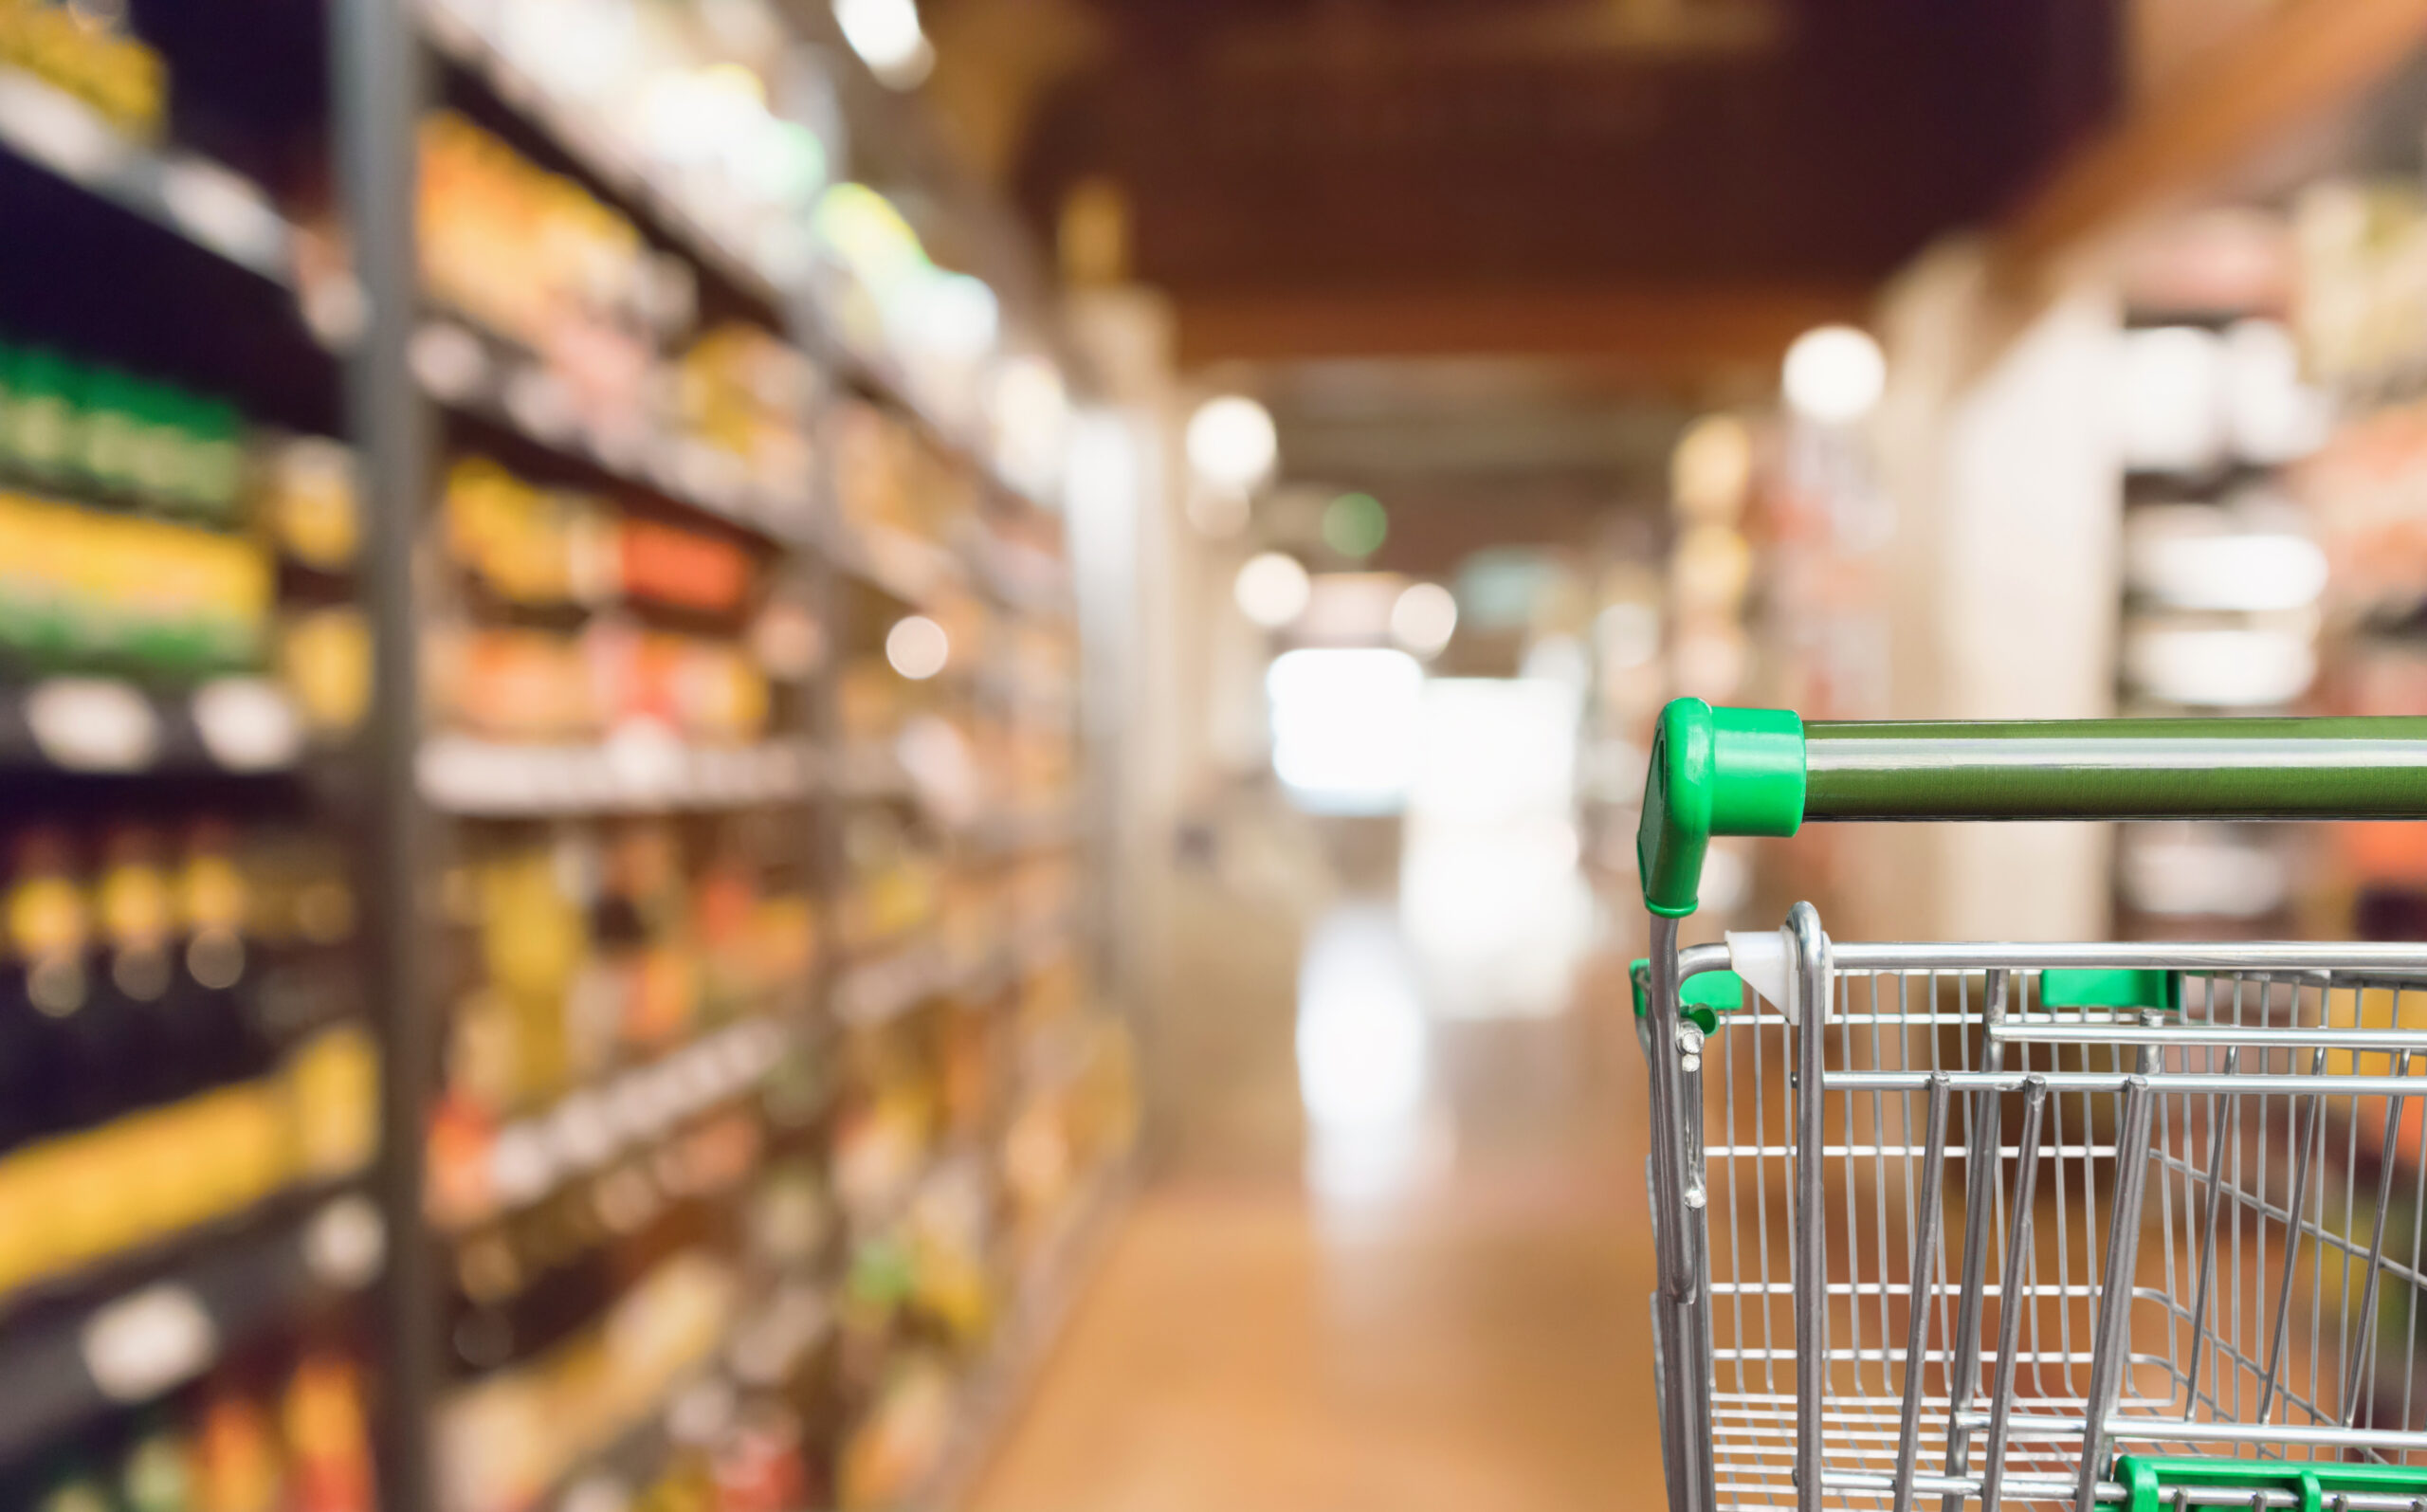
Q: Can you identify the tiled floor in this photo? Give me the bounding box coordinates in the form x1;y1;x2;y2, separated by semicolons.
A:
967;860;1666;1512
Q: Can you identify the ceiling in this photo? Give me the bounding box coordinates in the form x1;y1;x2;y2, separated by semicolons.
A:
923;0;2121;527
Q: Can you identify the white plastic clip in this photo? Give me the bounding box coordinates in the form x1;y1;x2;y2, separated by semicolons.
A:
1726;927;1817;1026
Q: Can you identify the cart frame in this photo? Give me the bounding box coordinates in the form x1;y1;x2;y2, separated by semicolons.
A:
1633;701;2427;1512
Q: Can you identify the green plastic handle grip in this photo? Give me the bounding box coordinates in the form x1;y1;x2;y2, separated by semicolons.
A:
2114;1456;2427;1512
1638;700;2427;917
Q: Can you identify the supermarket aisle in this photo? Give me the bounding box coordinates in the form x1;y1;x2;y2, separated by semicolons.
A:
967;872;1660;1512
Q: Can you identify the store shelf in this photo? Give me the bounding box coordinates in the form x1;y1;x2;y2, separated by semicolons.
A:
961;806;1085;858
443;1016;795;1229
969;539;1074;622
411;318;819;544
537;1280;832;1512
0;1189;382;1466
0;675;308;776
832;916;1074;1028
416;0;788;311
417;733;817;816
827;519;970;610
831;937;969;1028
0;3;1108;1502
908;1162;1135;1511
0;67;297;287
830;745;918;802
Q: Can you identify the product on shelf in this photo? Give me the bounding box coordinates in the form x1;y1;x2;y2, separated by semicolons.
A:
812;183;1008;428
417;116;824;507
0;0;167;139
0;1019;374;1303
0;343;246;521
18;1339;377;1512
1001;1017;1134;1242
677;324;819;503
435;1249;739;1512
830;401;974;546
424;818;816;1236
2294;179;2427;397
0;493;271;677
419;112;666;358
263;439;360;575
442;455;757;616
443;1099;760;1375
0;821;358;1139
276;608;371;741
834;1354;954;1512
834;811;941;954
426;622;773;745
426;0;830;292
442;456;615;609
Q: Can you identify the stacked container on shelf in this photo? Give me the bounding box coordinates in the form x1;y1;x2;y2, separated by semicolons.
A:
401;9;849;1508
2291;177;2427;938
821;381;1131;1509
2107;213;2333;936
0;3;389;1507
0;0;1132;1504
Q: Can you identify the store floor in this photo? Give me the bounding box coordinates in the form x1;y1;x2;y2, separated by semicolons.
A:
968;826;1663;1512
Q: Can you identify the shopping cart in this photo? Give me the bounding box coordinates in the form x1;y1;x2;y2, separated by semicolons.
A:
1633;701;2427;1512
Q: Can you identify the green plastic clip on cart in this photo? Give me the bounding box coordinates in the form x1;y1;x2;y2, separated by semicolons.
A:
1632;700;2427;1512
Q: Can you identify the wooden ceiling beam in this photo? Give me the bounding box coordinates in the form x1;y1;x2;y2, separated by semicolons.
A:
1173;282;1870;371
1995;0;2427;285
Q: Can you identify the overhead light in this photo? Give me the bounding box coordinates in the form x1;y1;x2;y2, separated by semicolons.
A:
2127;530;2328;612
1389;582;1457;659
1671;413;1753;521
2119;325;2226;473
1267;648;1424;813
1184;483;1250;538
906;272;998;361
1595;602;1661;671
833;0;933;89
1322;493;1387;558
1234;552;1311;628
2126;626;2314;708
2223;319;2327;465
885;615;949;679
1186;395;1277;491
1782;325;1886;427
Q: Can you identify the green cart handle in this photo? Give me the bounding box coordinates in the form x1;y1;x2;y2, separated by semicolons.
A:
1637;698;2427;918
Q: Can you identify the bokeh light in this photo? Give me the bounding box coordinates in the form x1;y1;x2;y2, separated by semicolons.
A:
1322;493;1388;558
1186;396;1278;490
1782;324;1887;426
885;615;949;679
1234;552;1311;628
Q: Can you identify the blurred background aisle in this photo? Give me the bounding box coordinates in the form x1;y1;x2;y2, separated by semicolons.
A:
9;0;2427;1508
970;825;1656;1511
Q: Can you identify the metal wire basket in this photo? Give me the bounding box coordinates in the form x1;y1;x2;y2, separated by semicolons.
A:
1633;702;2427;1512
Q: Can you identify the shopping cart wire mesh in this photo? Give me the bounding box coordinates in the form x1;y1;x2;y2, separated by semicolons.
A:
1630;701;2427;1512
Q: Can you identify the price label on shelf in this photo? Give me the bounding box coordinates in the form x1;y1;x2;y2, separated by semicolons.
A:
82;1283;218;1404
410;322;492;403
28;678;161;772
0;70;132;187
502;365;579;446
159;157;289;274
193;677;304;772
303;1195;388;1291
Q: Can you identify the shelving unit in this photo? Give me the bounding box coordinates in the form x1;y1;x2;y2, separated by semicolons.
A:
0;0;1136;1506
0;0;393;1501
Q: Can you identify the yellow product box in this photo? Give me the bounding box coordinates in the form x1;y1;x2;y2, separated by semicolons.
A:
284;1024;379;1180
227;1080;294;1211
175;1083;289;1224
0;1138;85;1290
133;1093;227;1239
30;1124;137;1275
